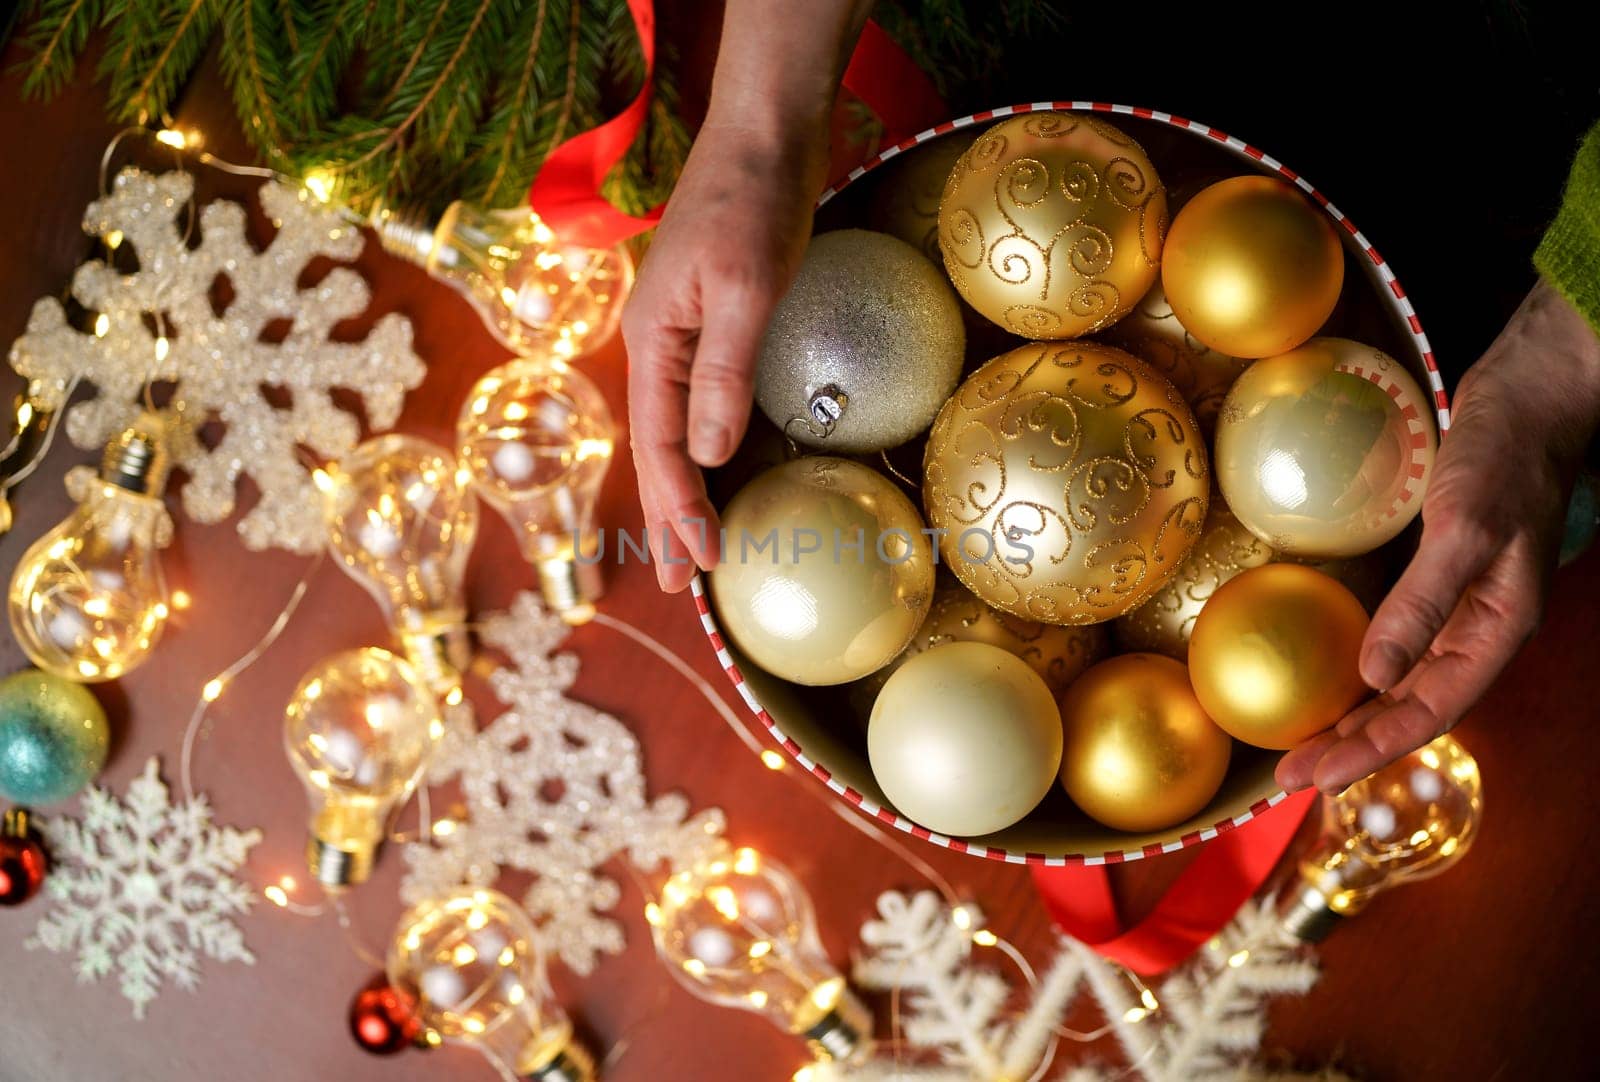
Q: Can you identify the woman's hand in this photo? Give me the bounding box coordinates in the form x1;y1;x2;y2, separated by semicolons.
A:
1277;279;1600;794
621;123;826;591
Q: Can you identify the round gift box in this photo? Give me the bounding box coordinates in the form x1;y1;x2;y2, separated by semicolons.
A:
693;101;1450;865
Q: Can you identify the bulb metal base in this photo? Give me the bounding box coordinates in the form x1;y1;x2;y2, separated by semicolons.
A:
536;547;604;626
522;1040;596;1082
371;201;441;269
802;989;873;1063
3;807;32;839
1281;882;1344;943
401;624;473;701
307;835;378;889
101;413;171;497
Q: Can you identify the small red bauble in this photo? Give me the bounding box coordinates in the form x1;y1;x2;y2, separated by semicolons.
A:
349;974;423;1055
0;809;47;907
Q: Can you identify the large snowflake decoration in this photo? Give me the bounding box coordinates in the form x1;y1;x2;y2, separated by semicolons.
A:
402;591;725;974
812;891;1344;1082
8;167;425;552
25;758;262;1020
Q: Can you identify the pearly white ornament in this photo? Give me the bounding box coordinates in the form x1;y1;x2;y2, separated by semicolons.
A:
401;591;725;975
7;168;425;552
24;758;262;1019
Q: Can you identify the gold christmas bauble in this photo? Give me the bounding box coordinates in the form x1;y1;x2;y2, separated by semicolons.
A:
938;112;1167;338
755;229;965;453
1112;506;1274;660
708;457;935;686
852;579;1109;716
1162;176;1343;358
1103;280;1250;434
1188;563;1370;750
870;133;976;263
1215;337;1438;558
923;341;1209;625
868;641;1062;837
1056;653;1231;833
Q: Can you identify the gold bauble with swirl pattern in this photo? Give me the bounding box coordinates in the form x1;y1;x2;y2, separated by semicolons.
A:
1189;563;1370;750
709;457;935;686
1102;279;1251;434
870;133;976;263
1162;176;1344;358
1057;653;1232;833
923;341;1209;625
938;112;1167;339
1112;506;1274;659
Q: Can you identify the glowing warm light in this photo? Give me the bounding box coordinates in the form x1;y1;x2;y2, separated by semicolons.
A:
444;686;464;706
264;885;288;907
303;170;336;203
202;678;225;702
170;589;192;610
973;930;999;948
1227;949;1251;969
104;229;124;250
154;337;170;362
93;313;111;337
951;907;973;931
432;819;457;838
155;129;187;148
759;750;787;771
1123;1006;1149;1024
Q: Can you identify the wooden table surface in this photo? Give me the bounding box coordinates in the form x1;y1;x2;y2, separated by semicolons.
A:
2;17;1597;1082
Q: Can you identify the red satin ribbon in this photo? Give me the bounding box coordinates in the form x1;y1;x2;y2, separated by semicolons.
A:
1031;789;1317;975
528;8;944;248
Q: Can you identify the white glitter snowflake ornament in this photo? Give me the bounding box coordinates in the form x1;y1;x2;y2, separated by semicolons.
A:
8;167;425;551
402;591;725;974
25;758;262;1020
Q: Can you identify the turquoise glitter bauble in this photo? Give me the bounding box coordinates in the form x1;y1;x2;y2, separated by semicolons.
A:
0;669;110;804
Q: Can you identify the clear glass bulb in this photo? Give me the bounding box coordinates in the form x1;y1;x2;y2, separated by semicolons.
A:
372;200;633;359
1284;733;1482;940
283;647;442;888
389;887;594;1082
647;846;871;1063
7;414;170;682
456;358;614;624
318;434;479;700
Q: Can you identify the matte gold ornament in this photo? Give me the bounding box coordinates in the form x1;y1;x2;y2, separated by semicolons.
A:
1188;563;1370;750
1103;280;1251;434
1162;176;1344;358
923;341;1209;625
1215;337;1437;558
868;641;1062;837
709;457;935;686
755;229;964;453
1056;653;1232;833
938;112;1167;339
1112;507;1273;660
870;134;976;263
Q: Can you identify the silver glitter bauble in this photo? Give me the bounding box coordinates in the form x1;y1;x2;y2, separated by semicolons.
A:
755;229;964;453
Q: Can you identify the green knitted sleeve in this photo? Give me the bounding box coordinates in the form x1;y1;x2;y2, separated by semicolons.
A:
1536;121;1600;335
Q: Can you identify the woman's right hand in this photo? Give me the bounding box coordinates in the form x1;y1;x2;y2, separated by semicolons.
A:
622;120;827;592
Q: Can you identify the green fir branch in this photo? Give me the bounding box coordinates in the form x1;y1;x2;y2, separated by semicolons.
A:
15;0;106;98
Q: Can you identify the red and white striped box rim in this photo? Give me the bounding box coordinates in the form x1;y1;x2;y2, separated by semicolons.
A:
692;101;1450;866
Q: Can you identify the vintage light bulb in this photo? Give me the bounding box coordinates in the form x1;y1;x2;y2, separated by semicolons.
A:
389;887;595;1082
371;201;632;359
648;847;871;1063
1283;734;1482;941
456;359;614;624
283;647;442;888
318;435;479;699
7;413;171;681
